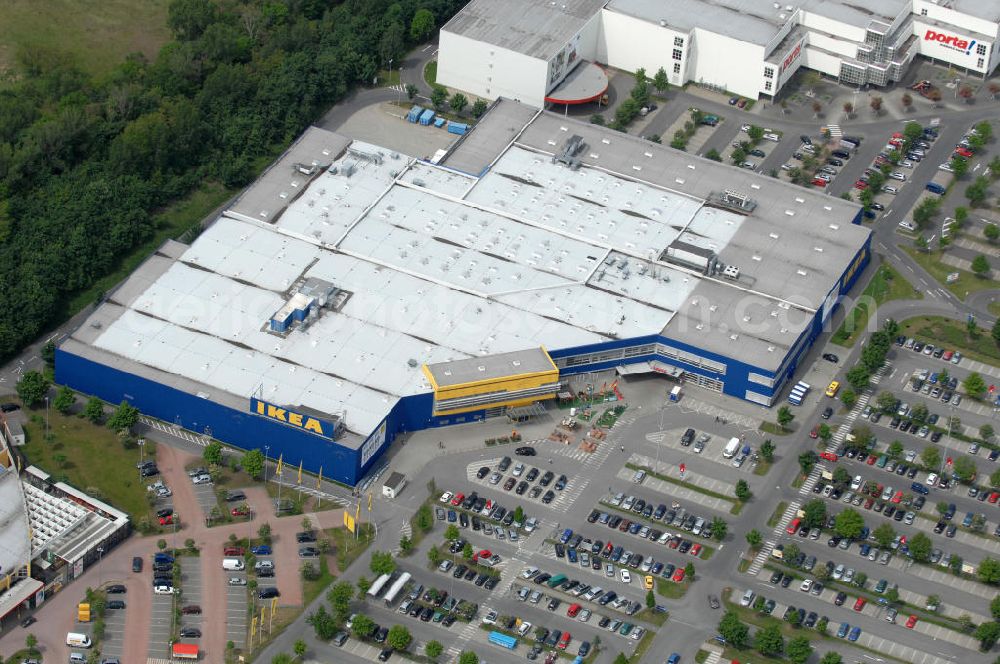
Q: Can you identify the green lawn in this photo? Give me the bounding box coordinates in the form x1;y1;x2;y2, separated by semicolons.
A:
20;407;155;523
989;301;1000;317
65;181;235;315
903;247;999;300
424;60;437;87
832;263;922;347
899;315;1000;366
0;0;170;79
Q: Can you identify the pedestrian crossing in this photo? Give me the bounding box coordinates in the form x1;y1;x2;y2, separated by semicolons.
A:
827;124;843;137
798;465;825;495
387;83;407;93
702;650;723;664
747;500;800;576
446;617;482;661
391;520;413;556
141;416;210;447
827;362;888;453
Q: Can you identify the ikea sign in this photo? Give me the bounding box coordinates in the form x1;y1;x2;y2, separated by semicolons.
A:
250;398;333;439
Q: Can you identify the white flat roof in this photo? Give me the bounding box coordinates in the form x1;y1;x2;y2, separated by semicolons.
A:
69;105;867;435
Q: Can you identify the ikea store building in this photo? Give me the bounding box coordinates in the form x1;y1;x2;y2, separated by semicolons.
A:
57;100;870;485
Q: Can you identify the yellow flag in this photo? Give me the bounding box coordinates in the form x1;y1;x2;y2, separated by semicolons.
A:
276;454;283;476
316;466;323;489
355;501;361;525
251;616;257;638
368;492;373;511
261;606;266;625
297;460;303;484
271;596;278;614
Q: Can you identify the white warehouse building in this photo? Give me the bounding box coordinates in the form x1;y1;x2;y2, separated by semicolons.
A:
438;0;1000;107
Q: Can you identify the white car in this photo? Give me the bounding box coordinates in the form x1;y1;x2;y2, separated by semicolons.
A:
926;473;939;486
620;569;632;584
228;577;247;586
439;491;453;503
898;221;916;231
482;610;497;625
939;162;954;172
883;186;898;194
900;160;914;168
154;585;175;595
517;621;532;636
192;474;212;485
512;463;524;477
800;579;813;592
521;566;539;579
578;608;592;622
890;172;906;181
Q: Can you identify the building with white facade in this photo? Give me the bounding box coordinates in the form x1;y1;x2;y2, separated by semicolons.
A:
439;0;1000;105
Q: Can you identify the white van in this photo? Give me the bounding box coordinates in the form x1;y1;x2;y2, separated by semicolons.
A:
66;632;92;648
723;437;740;459
222;558;245;571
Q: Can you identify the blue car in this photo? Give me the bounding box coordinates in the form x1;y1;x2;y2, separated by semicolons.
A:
251;545;272;556
559;528;573;544
837;622;850;638
668;654;681;664
567;547;578;563
154;554;174;564
848;626;861;642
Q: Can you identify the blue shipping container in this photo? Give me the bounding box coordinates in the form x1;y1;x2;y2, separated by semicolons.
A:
434;117;446;128
488;631;517;650
419;109;435;125
448;122;469;135
407;105;423;123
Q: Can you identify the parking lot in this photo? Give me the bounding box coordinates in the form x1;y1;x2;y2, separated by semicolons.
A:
101;595;127;660
177;556;203;648
226;573;249;649
147;581;175;658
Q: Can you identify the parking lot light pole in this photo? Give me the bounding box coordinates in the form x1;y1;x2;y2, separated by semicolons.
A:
96;546;104;587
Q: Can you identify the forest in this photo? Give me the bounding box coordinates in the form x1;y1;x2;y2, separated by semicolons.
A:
0;0;463;359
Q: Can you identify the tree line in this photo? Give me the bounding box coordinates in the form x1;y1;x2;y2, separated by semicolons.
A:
0;0;465;361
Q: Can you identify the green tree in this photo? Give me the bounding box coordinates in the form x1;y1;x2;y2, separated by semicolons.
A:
991;467;1000;489
293;639;307;659
953;455;977;485
980;424;994;441
425;640;444;661
760;439;775;462
984;223;999;242
427;545;442;566
802;499;827;529
834;508;865;539
168;0;218;40
445;524;460;542
912;198;941;227
991;595;1000;620
271;654;293;664
974;621;1000;651
203;441;223;465
908;531;932;563
107;400;139;433
410;8;436;42
748;125;765;143
370;551;396;576
705;148;722;162
84;397;105;423
798;451;818;474
652;67;669;93
920;444;941;469
458;651;479;664
356;576;371;599
971;254;991;277
53;385;75;414
430;86;448;111
471;99;489;119
449;93;468;114
840;389;856;410
873;523;896;549
405;84;418;101
719;610;749;648
786;636;813;664
646;589;656;608
684;562;695;579
242;449;265;480
776;406;794;430
25;632;38;654
978;557;1000;584
966;175;990;206
746;529;762;549
846;364;870;391
951;156;970;178
820;653;843;664
887;440;904;460
711;517;727;541
513;506;524;524
462;542;474;560
755;624;784;656
15;370;49;407
387;624;412;650
833;467;851;489
399;535;413;554
876;391;897;414
327;580;354;623
351;613;375;639
735;479;751;501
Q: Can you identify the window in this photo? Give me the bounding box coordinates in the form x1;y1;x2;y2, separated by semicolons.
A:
920;8;927;15
672;48;682;61
977;43;987;56
765;81;772;91
673;63;681;74
674;36;684;47
764;67;774;80
978;57;985;68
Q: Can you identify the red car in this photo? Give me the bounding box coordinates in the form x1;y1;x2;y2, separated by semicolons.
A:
672;568;686;582
855;180;869;190
668;538;680;550
854;597;866;611
954;147;973;158
786;518;801;535
477;549;492;560
866;455;877;465
159;515;173;526
809;425;820;439
557;632;571;650
905;615;918;629
812;178;828;187
891;490;903;504
989;492;999;504
690;543;702;556
450;492;464;507
231;506;249;517
819;452;838;462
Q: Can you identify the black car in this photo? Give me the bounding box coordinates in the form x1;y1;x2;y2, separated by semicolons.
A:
587;509;601;523
499;456;512;471
542;490;556;504
107;600;126;610
515;446;537;456
132;557;143;572
800;135;812;145
822;353;839;363
179;627;201;638
157;508;173;518
525;467;539;482
374;627;389;643
296;531;317;543
484;576;499;590
106;584;127;594
0;403;20;413
420;607;434;621
539;470;554;486
476;466;490;479
821;407;833;419
834;591;847;606
258;587;280;599
140;465;160;478
20;616;35;628
555;475;568;490
378;649;393;662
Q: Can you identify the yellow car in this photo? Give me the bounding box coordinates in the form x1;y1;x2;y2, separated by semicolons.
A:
825;380;840;398
644;575;654;590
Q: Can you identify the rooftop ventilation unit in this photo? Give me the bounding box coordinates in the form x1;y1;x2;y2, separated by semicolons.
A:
722;264;741;280
347;147;383;164
707;190;757;214
552;135;586;170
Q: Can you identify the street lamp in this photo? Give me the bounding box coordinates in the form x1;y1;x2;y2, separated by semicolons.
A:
96;546;104;586
264;445;270;484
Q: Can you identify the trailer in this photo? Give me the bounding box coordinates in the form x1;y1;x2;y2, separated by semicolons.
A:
383;572;412;606
367;573;392;599
171;643;199;660
488;631;518;650
419;109;436;126
407;105;423;123
448;122;469;135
